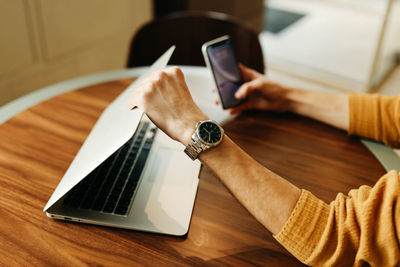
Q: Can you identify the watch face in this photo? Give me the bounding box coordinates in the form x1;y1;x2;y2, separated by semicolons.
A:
198;121;222;144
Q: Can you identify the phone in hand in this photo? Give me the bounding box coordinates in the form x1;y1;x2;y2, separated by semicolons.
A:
202;35;246;109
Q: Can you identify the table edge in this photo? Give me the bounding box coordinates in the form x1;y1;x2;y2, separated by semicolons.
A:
1;66;398;172
0;67;148;125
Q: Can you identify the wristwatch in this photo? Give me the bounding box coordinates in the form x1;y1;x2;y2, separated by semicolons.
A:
184;120;224;160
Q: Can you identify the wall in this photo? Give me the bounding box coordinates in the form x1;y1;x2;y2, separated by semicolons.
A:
0;0;152;106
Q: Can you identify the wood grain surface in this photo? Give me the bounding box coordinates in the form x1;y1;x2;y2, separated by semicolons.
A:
0;79;386;266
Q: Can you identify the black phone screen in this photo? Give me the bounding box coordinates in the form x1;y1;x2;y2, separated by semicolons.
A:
207;39;245;109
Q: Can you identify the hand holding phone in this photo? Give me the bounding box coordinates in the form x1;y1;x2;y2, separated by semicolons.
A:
202;36;246;109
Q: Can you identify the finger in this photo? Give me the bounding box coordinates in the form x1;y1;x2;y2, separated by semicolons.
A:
228;108;240;115
228;100;253;114
164;66;184;77
164;66;185;89
212;88;217;93
235;78;264;99
235;83;250;99
229;104;248;115
214;98;219;105
238;63;262;81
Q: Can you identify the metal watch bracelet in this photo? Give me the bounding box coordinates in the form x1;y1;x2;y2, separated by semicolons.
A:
184;135;203;160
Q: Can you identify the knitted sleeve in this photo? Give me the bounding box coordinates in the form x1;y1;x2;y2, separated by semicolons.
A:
274;171;400;266
348;94;400;148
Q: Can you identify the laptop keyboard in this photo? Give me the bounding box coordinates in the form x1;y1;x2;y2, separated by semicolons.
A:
63;121;157;215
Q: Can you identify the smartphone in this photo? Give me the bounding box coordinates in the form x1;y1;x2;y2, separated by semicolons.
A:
202;35;246;109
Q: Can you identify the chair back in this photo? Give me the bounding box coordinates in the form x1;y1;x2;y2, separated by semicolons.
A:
127;11;265;73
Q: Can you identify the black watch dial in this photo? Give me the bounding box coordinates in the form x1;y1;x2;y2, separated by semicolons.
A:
198;121;222;144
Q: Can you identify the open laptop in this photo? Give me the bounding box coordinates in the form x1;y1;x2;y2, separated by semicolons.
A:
43;46;201;236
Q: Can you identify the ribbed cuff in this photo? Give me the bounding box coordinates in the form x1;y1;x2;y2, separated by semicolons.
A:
348;93;380;140
273;190;330;264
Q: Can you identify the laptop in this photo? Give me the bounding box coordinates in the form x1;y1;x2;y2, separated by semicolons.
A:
43;46;201;236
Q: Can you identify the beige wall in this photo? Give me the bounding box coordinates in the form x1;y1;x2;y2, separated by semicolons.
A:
0;0;152;106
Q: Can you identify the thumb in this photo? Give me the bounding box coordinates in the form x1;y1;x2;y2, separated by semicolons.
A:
238;63;262;81
235;78;264;99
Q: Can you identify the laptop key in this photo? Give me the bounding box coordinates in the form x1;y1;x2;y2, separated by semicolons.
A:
124;179;137;192
80;198;94;209
92;195;107;211
114;205;128;215
108;193;119;204
63;187;78;205
118;196;132;207
103;202;116;213
142;143;152;151
140;122;149;133
69;196;82;208
92;202;104;211
121;186;135;199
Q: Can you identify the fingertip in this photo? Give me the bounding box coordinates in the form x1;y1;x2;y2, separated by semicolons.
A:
228;108;239;115
235;86;246;99
238;62;251;73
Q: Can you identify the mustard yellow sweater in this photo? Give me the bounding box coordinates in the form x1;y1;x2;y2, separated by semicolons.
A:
274;94;400;266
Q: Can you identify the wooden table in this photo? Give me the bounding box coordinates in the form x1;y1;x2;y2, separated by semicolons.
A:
0;78;386;266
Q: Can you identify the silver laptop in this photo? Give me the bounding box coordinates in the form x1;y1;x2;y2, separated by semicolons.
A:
43;46;201;236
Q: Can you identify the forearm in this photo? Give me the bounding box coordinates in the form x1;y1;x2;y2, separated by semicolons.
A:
198;135;301;235
285;88;349;131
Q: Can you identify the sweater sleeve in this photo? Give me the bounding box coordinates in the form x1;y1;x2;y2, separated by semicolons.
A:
274;171;400;267
348;94;400;148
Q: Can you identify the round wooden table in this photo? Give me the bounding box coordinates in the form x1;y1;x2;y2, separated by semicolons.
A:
0;67;386;266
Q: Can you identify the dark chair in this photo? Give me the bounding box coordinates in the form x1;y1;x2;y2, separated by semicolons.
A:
127;11;265;73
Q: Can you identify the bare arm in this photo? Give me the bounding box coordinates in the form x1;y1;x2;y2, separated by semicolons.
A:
128;67;301;235
229;64;349;131
198;136;300;235
286;89;349;131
